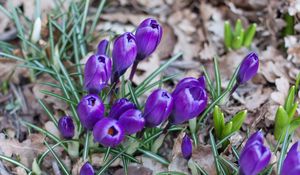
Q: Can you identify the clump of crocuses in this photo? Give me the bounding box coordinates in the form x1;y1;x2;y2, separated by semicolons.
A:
239;131;271;175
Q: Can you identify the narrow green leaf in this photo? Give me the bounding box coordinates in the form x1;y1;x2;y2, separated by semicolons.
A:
234;19;243;35
284;86;295;113
134;52;182;93
295;72;300;93
290;117;300;132
232;29;244;49
202;65;217;99
224;21;232;49
38;99;58;127
83;131;90;161
277;126;292;174
213;106;225;139
221;121;233;139
274;106;289;141
213;56;222;96
103;147;111;162
209;130;222;174
44;141;70;175
0;154;31;172
97;150;125;175
288;102;298;120
138;148;170;165
243;23;256;47
231;110;247;132
127;82;140;109
88;0;106;38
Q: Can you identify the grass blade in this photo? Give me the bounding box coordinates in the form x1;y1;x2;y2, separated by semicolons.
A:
0;155;31;172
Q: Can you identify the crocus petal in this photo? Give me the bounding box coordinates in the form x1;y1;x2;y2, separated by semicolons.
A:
143;89;174;127
84;54;112;94
118;109;145;134
93;118;125;147
108;98;136;120
112;32;137;78
97;39;109;55
171;86;207;124
58;116;75;139
172;77;205;96
77;94;105;130
239;131;271;175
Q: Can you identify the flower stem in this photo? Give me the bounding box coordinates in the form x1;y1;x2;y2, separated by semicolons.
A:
129;61;139;81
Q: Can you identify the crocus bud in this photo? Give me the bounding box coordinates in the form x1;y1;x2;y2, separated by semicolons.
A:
80;162;94;175
93;118;125;147
108;98;136;120
112;32;137;80
181;134;192;160
77;94;105;130
58;116;75;139
135;18;163;61
239;131;271;175
97;39;109;56
143;89;174;127
237;52;259;84
84;54;112;94
118;109;145;134
281;141;300;175
170;78;207;124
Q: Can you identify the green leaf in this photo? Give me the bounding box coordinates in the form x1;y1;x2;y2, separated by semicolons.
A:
284;86;295;114
231;110;247;132
232;29;244;49
243;23;257;47
213;106;225;139
274;106;289;141
32;158;41;175
234;19;243;35
290;117;300;132
224;21;232;49
138;148;170;165
277;126;292;174
288;102;298;120
0;154;31;173
213;56;222;96
295;72;300;93
221;121;233;139
97;150;125;175
45;141;70;175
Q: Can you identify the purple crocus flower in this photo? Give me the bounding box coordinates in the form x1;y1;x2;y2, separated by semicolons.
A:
80;162;94;175
170;77;207;124
77;94;105;130
143;89;174;127
239;131;271;175
118;109;145;134
112;32;137;82
237;52;259;84
135;18;163;61
281;141;300;175
93;118;125;147
58;116;75;139
97;39;109;56
181;134;192;160
84;54;112;94
108;98;136;120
